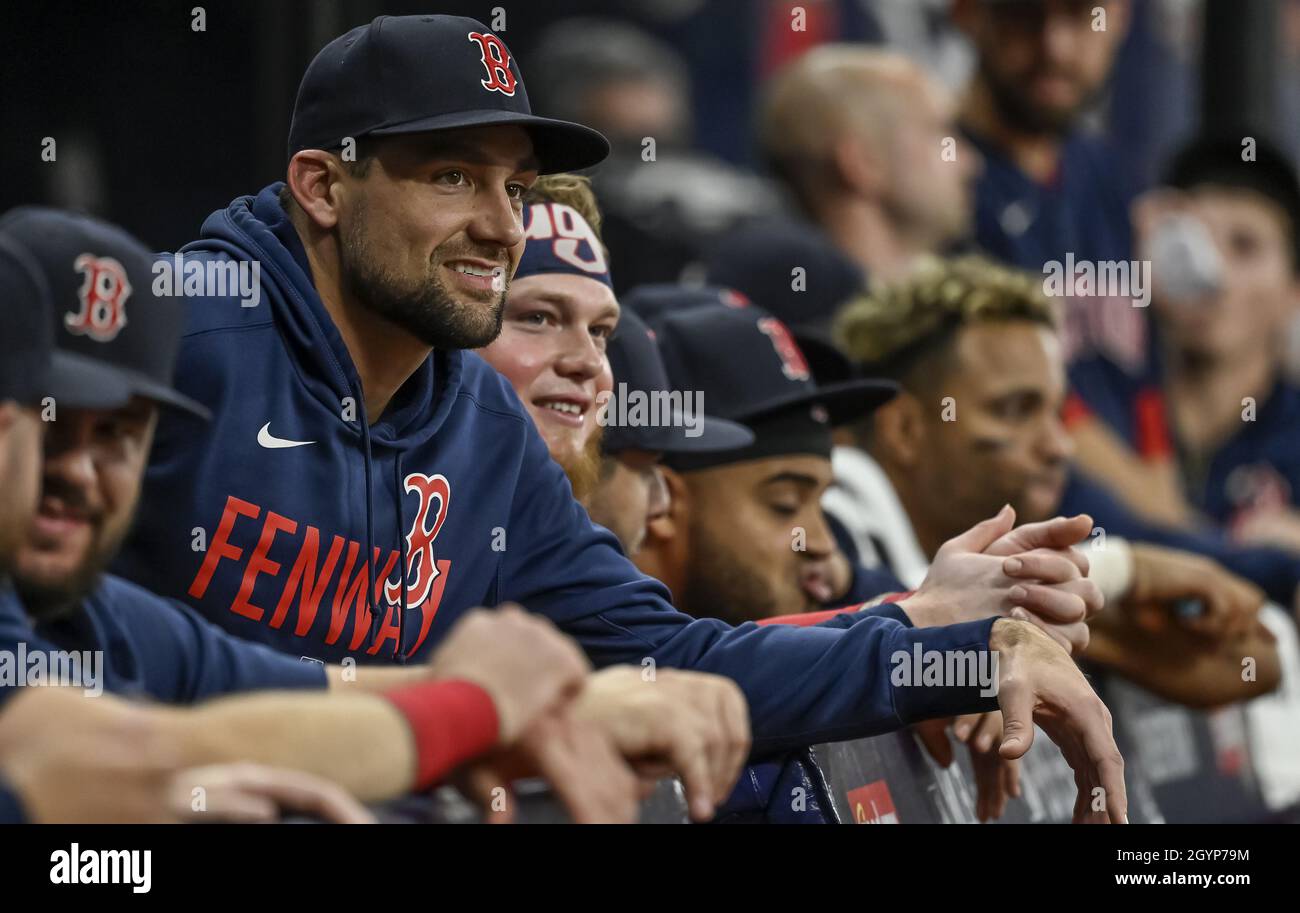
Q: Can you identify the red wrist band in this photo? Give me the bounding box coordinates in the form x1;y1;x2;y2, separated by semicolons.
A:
382;679;499;791
757;605;866;627
756;592;916;627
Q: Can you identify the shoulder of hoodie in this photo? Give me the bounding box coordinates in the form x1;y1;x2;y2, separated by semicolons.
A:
153;249;277;338
84;573;202;639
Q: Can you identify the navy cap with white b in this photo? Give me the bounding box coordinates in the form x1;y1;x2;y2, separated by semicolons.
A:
288;15;609;174
0;207;210;420
602;309;753;455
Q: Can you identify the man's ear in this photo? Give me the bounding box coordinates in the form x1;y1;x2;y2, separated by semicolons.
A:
285;150;347;231
872;393;927;469
633;465;691;600
647;466;690;545
832;135;882;199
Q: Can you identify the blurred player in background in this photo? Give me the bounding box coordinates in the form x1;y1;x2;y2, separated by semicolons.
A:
759;45;979;286
833;255;1282;707
1070;136;1300;555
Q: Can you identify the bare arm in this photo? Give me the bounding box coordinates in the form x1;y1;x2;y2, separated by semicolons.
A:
155;690;416;802
1085;613;1281;709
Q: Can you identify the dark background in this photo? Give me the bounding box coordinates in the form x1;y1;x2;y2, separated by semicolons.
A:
2;0;1296;250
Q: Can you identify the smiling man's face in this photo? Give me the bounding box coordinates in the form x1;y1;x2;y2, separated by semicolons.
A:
478;271;618;471
336;125;541;350
15;398;158;617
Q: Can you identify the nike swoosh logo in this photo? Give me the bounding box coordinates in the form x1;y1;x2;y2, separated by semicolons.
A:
257;422;315;449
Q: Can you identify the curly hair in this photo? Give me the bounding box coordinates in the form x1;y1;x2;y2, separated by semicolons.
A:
525;173;604;238
835;255;1057;389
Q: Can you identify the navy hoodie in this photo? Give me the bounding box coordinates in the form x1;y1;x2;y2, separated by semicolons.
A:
114;184;999;753
0;579;325;703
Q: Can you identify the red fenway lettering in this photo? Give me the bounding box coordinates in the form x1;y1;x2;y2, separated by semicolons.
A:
756;317;810;382
66;254;130;342
189;489;455;658
467;31;516;96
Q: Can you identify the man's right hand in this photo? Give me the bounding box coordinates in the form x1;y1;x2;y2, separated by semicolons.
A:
1125;544;1263;640
901;506;1100;653
572;666;751;822
990;618;1128;823
426;604;590;744
456;709;642;824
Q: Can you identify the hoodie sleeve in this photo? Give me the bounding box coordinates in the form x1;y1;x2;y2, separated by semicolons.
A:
96;577;328;704
1061;471;1300;607
0;783;25;824
499;429;999;753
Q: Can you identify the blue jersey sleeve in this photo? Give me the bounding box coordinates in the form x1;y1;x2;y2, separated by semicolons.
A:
1061;471;1300;606
0;782;25;824
499;428;999;754
94;576;327;703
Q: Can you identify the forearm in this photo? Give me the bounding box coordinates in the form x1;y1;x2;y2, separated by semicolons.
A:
324;662;429;693
156;691;416;802
1085;620;1281;708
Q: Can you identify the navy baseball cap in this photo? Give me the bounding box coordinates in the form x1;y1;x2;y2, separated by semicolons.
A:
288;15;610;174
705;219;864;385
622;283;752;324
0;234;120;409
651;301;897;429
0;207;210;420
601;309;754;455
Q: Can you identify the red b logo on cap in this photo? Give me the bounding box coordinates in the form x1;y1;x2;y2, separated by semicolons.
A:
467;32;517;96
66;254;130;343
757;317;810;382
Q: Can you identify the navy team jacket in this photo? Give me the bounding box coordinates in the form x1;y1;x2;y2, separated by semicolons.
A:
114;184;999;753
0;577;324;824
0;578;325;703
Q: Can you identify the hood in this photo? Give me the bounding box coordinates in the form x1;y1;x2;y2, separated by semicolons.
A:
182;182;462;452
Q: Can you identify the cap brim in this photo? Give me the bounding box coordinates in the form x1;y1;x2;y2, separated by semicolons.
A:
368;109;610;173
790;330;856;386
46;353;210;421
43;351;134;410
606;412;755;455
739;378;899;428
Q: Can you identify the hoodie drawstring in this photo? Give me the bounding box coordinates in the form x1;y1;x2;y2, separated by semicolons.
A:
394;453;409;662
359;404;381;652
